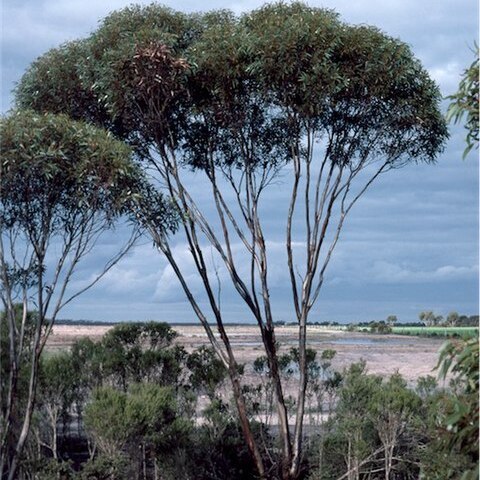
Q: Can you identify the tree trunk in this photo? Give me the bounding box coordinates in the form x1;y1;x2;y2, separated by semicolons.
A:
229;366;267;478
8;335;42;480
46;406;59;461
290;316;308;479
384;444;393;480
261;326;292;478
143;443;147;480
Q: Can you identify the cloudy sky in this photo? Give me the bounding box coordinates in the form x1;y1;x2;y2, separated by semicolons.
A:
2;0;479;324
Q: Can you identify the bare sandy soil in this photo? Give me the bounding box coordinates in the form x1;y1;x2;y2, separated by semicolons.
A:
47;324;445;384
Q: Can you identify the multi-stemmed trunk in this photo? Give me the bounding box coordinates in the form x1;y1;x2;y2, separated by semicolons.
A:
0;215;137;480
137;123;390;479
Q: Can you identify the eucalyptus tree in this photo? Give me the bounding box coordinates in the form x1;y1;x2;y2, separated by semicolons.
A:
15;3;448;478
35;351;78;461
0;111;174;479
445;311;460;327
84;384;191;479
386;315;398;327
369;374;421;480
419;310;443;327
99;322;185;390
436;337;479;478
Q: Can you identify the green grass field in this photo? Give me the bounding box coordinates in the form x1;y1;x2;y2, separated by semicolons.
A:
391;326;479;338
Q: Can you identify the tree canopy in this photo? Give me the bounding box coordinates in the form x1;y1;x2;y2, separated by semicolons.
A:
16;3;448;168
1;110;134;225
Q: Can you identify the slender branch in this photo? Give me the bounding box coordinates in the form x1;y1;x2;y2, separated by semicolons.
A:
286;141;302;321
335;447;385;480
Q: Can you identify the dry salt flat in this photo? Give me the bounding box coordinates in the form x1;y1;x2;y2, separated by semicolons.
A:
48;324;444;384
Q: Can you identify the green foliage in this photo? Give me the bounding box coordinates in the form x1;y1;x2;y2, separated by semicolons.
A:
36;351;80;455
437;338;479;465
278;347;329;381
79;5;198;153
446;311;460;327
416;374;438;399
319;362;382;478
38;352;78;408
69;322;185;391
70;337;105;390
320;349;336;362
446;44;479;159
78;454;130;480
34;459;76;480
386;315;398;326
370;372;421;418
15;41;110;128
407;337;480;480
142;321;178;347
369;373;422;470
124;383;191;454
369;321;392;334
0;110;136;225
418;310;446;327
84;387;130;457
317;364;426;479
84;384;192;477
335;362;382;416
1;110;177;240
186;346;227;399
16;3;448;173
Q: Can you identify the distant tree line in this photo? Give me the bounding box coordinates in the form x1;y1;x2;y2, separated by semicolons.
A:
55;320;121;326
346;312;478;332
418;311;478;327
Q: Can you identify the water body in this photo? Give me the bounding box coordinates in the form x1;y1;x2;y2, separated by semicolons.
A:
229;336;414;347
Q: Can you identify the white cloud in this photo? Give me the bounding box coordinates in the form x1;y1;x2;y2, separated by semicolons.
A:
370;261;479;284
429;62;464;95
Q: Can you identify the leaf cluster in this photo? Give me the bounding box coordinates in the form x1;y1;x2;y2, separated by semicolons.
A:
436;338;479;461
1;110;178;237
1;111;133;230
446;44;479;159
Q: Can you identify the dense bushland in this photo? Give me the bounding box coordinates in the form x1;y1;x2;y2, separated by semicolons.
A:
3;320;477;479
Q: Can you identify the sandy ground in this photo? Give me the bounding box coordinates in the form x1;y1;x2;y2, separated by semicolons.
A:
47;324;446;384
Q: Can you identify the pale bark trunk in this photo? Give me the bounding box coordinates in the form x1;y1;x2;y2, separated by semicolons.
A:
8;272;44;480
290;316;307;479
231;369;266;478
8;349;40;480
155;232;266;478
143;443;147;480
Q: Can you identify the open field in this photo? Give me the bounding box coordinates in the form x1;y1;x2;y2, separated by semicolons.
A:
47;324;449;384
